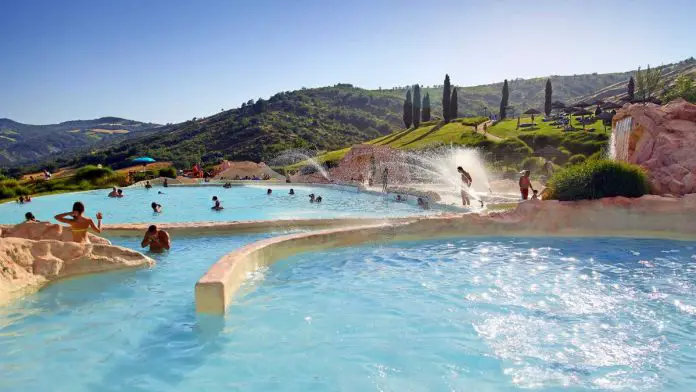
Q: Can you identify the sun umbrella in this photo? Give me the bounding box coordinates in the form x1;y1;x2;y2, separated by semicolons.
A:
132;157;156;164
573;109;593;131
523;108;541;123
596;112;615;132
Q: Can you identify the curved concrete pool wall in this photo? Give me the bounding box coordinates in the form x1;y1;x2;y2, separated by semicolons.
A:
195;195;696;315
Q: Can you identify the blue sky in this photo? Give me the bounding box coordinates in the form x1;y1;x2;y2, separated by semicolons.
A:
1;0;694;124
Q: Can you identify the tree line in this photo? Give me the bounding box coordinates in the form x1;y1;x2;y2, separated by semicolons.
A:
402;74;459;128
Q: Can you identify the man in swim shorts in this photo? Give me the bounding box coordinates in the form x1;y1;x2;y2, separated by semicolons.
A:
519;170;535;200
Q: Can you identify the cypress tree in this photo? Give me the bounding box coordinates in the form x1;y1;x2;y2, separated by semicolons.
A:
450;88;458;120
443;74;451;122
499;79;509;119
422;93;431;122
544;79;552;117
627;76;635;101
413;84;421;128
403;89;413;128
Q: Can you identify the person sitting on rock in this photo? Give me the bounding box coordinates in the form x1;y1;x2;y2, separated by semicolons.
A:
54;201;103;243
141;225;170;253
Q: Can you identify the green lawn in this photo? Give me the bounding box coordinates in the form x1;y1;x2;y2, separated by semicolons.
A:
487;117;609;139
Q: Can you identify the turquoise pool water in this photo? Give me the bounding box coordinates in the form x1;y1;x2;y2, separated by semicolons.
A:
0;184;437;224
1;237;695;391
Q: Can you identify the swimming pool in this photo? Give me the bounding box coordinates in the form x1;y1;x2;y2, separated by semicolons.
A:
0;184;439;225
1;236;694;391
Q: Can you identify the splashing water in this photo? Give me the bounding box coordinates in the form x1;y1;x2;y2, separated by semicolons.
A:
400;146;491;205
270;149;331;181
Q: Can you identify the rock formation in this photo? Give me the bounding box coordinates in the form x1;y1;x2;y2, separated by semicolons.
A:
1;222;110;244
612;99;696;195
0;223;154;305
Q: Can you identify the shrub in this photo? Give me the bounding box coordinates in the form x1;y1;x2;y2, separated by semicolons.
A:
74;165;114;182
567;154;587;166
157;167;177;178
520;156;546;171
0;185;16;199
545;159;649;201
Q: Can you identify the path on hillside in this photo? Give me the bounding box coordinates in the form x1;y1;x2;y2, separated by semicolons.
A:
473;120;502;142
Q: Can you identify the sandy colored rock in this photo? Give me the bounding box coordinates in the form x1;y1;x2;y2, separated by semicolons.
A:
1;222;110;244
0;233;154;306
613;99;696;195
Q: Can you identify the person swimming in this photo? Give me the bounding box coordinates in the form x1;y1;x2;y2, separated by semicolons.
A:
54;201;103;243
223;182;232;188
211;196;224;210
158;191;165;194
17;196;24;204
151;202;162;213
289;188;295;195
141;225;171;253
395;194;406;202
24;212;39;222
163;178;169;187
309;193;315;203
417;197;429;209
117;189;124;198
267;188;272;195
145;181;152;189
457;166;472;206
108;187;118;197
316;196;322;203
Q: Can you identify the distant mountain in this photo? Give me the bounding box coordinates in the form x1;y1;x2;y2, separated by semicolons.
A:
0;117;165;165
12;57;696;171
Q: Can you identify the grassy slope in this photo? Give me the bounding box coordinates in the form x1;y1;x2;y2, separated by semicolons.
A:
487;117;608;139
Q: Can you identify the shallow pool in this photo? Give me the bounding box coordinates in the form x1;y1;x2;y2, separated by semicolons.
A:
1;237;695;391
0;184;438;224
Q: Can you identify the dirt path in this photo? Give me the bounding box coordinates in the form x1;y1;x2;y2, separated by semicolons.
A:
473;120;502;142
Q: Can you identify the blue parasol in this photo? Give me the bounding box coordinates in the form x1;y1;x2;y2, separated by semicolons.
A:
132;157;156;164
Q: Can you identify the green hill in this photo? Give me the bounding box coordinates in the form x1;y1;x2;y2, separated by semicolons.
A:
14;58;694;174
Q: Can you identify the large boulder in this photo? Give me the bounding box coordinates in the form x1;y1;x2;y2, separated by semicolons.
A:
612;99;696;195
1;222;110;244
0;223;154;305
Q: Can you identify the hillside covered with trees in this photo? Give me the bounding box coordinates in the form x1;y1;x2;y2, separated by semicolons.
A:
5;58;695;174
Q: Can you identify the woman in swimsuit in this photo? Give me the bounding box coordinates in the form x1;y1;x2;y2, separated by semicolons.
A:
54;201;103;242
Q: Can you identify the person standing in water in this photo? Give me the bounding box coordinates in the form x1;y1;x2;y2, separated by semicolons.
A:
457;166;472;206
381;168;388;192
54;202;103;242
141;225;171;253
519;170;535;200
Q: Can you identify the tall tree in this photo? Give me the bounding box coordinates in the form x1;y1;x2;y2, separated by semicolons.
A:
544;79;552;117
422;93;431;122
499;79;509;119
635;65;663;103
413;84;421;128
627;76;635;101
443;74;452;122
450;88;458;120
403;89;413;128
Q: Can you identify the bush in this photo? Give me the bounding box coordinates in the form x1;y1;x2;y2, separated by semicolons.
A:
157;167;177;178
0;185;16;199
567;154;587;166
520;156;546;171
545;159;649;201
74;165;114;182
